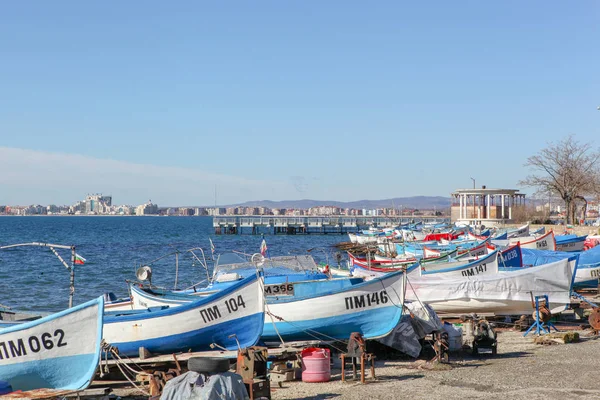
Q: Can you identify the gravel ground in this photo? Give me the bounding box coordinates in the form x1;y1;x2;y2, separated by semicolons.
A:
271;331;600;400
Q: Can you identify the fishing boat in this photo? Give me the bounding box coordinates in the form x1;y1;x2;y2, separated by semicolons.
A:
0;297;104;391
497;243;523;269
261;268;406;342
507;223;530;238
406;256;578;315
348;252;417;269
420;250;499;279
454;240;494;260
509;230;556;251
555;234;587;252
103;273;265;357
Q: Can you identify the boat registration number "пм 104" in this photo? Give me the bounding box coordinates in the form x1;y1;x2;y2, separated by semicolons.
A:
264;283;295;296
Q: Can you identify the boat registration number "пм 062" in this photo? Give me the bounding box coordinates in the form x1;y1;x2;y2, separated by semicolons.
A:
264;283;295;296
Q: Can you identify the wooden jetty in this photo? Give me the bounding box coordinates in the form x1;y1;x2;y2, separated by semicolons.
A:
213;215;447;235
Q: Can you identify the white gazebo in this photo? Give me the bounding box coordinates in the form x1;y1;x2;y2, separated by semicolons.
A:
451;187;525;226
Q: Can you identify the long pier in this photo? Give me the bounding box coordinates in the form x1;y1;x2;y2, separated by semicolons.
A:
213;215;448;235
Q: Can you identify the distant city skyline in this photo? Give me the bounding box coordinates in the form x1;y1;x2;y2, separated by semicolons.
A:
0;190;451;217
1;3;599;205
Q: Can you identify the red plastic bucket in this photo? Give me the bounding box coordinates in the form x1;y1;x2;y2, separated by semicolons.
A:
301;347;331;382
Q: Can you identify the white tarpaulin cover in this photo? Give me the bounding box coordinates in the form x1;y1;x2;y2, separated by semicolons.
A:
405;256;578;315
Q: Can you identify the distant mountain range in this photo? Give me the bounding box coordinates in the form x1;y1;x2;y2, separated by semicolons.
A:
226;196;451;210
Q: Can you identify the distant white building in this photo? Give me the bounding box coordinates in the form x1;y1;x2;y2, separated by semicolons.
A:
451;187;526;226
85;194;112;214
308;206;342;216
136;200;159;216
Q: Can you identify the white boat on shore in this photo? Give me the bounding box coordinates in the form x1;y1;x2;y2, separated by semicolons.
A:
405;256;577;315
0;297;104;391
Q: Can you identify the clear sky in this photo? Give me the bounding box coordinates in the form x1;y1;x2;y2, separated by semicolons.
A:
1;1;599;206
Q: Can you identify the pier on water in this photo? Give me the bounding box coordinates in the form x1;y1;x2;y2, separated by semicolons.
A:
213;215;446;235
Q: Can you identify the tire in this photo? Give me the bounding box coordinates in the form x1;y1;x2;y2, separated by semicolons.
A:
188;357;230;374
472;344;478;356
491;346;497;356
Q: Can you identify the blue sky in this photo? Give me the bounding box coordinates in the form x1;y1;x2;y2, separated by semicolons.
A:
1;1;599;206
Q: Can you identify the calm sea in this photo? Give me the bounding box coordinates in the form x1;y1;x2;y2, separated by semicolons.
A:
0;216;345;312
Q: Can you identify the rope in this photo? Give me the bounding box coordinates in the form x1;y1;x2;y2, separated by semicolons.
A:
404;275;434;322
255;270;287;347
264;310;349;354
114;360;151;396
100;340;153;396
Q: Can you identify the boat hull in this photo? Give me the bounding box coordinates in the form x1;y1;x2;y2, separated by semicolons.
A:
406;257;577;315
0;297;104;391
262;270;406;342
104;275;264;357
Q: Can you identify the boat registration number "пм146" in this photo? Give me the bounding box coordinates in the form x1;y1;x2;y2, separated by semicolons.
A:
264;283;295;296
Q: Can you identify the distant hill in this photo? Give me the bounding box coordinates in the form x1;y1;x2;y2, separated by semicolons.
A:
227;196;451;210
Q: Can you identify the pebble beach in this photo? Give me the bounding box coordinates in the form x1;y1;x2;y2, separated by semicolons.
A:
270;330;600;400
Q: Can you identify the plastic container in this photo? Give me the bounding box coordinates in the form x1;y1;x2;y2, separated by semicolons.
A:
301;347;331;382
443;322;463;351
0;381;13;395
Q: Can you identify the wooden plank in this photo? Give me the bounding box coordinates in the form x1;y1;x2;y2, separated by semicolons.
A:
64;387;111;398
104;344;305;366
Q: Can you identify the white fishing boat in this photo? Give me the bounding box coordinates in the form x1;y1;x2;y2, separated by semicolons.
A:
103;274;265;357
0;297;104;391
555;234;587;252
510;230;556;251
406;256;577;315
420;250;499;279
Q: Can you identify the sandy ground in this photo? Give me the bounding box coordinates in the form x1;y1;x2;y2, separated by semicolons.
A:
270;330;600;400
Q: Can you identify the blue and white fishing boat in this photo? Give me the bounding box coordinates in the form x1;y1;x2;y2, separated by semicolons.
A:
261;269;406;342
419;250;499;279
510;231;556;251
0;297;104;391
493;230;557;251
555;234;587;252
103;273;265;357
497;243;523;269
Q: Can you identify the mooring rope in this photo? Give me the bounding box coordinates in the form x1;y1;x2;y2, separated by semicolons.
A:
99;340;153;396
265;310;349;354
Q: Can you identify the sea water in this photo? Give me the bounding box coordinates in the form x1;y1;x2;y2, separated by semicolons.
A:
0;216;345;312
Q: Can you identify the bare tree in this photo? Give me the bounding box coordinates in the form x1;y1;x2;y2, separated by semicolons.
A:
519;135;600;224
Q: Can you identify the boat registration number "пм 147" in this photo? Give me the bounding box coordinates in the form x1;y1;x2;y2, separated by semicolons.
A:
264;283;294;296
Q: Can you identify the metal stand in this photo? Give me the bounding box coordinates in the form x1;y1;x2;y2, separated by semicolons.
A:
524;295;558;336
340;332;376;384
340;353;375;384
